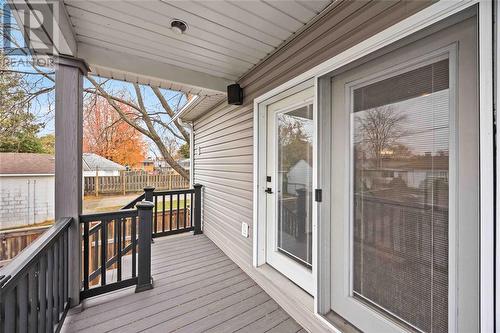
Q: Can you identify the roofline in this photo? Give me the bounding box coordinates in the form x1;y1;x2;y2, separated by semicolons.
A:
169;95;199;125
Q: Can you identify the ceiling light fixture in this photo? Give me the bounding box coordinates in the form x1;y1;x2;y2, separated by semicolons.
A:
171;19;188;34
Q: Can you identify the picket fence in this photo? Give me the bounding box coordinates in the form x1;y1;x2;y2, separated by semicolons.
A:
84;170;189;196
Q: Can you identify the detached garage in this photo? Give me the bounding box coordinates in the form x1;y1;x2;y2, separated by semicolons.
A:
0;153;55;229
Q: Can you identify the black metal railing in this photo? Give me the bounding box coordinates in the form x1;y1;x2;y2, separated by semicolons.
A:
280;188;309;240
353;194;448;260
0;217;72;333
80;203;154;300
80;185;201;300
123;184;203;238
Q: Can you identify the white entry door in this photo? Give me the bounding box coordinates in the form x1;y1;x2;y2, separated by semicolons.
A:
265;85;315;294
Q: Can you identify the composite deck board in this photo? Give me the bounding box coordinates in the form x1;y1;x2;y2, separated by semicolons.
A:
203;299;280;333
236;309;291;333
266;318;303;333
62;234;303;333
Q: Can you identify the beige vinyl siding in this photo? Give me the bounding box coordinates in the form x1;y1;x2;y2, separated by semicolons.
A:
194;102;254;266
193;1;433;331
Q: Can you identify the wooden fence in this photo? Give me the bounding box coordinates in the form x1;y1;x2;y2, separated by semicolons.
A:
84;170;189;196
0;226;50;267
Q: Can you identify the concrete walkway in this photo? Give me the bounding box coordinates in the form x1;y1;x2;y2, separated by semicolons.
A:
83;194;142;213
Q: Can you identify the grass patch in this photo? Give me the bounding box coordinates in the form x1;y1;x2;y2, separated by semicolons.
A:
154;199;190;211
84;199;190;214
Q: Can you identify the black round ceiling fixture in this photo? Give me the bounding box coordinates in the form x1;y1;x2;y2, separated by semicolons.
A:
171;20;188;34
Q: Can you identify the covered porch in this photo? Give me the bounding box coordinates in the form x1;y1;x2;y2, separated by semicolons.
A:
2;2;336;331
1;1;497;333
62;233;304;333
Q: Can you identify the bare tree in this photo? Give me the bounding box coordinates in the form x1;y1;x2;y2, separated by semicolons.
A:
354;106;409;167
1;10;192;179
86;77;190;179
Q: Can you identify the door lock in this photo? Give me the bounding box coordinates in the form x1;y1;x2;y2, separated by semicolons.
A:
265;187;273;194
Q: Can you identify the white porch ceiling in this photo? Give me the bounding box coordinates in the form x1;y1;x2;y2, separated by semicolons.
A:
63;0;333;92
8;0;333;116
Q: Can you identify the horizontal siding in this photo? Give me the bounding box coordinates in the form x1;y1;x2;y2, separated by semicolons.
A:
194;102;254;264
193;1;432;331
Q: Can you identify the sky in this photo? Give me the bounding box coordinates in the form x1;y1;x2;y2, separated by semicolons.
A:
1;0;189;156
355;89;450;155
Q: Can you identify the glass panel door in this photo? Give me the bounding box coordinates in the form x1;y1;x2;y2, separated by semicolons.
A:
351;59;450;333
276;105;313;268
265;85;315;294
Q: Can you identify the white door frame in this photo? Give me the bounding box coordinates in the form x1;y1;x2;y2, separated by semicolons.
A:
253;1;494;331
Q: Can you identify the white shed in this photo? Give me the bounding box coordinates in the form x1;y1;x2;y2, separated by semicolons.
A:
286;160;312;194
0;153;56;229
82;153;126;177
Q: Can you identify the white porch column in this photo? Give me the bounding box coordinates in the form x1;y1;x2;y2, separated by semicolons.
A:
54;55;89;306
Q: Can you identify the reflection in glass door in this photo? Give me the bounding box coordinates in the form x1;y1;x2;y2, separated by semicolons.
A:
351;59;450;332
276;105;313;268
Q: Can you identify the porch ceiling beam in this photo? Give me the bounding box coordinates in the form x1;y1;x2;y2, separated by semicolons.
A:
6;0;77;56
78;44;232;94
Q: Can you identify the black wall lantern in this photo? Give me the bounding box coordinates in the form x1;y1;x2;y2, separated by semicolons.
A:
227;83;243;105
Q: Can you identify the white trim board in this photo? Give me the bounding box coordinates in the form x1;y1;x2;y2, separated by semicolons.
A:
478;1;495;332
78;44;232;93
253;0;494;331
496;0;500;327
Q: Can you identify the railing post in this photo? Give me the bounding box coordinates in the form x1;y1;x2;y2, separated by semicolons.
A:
193;184;203;235
135;201;154;293
144;186;155;202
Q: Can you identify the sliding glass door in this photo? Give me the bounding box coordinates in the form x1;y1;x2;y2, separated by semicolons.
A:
352;58;450;332
329;16;479;333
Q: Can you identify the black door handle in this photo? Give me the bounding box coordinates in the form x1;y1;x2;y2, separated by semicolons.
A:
265;188;273;194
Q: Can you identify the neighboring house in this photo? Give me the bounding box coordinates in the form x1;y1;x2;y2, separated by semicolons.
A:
2;2;497;333
82;153;126;177
286;159;312;194
0;153;55;229
156;158;190;172
141;159;155;172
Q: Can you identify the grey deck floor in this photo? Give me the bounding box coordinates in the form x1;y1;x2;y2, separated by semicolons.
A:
62;234;305;333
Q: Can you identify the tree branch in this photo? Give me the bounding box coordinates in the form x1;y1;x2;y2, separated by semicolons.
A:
133;83;189;179
151;86;190;143
87;76;151;138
